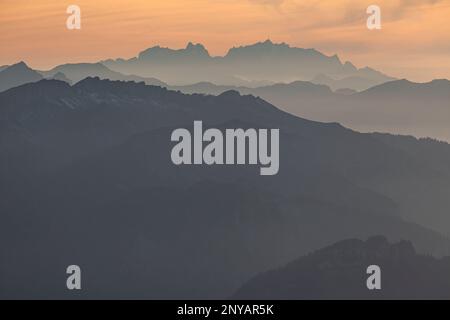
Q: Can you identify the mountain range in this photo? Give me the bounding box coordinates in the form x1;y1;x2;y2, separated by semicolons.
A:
1;57;450;142
100;40;395;88
1;40;450;299
311;73;390;92
1;78;450;298
0;40;392;91
172;78;450;142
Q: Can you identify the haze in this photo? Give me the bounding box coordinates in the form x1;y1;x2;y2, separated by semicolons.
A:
1;0;450;82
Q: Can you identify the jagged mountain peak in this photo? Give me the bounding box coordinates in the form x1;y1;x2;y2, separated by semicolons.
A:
185;41;208;52
225;39;321;57
0;61;43;92
138;42;211;59
4;61;33;71
73;76;151;93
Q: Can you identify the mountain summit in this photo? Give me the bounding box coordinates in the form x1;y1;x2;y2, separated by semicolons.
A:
138;42;210;60
0;61;43;92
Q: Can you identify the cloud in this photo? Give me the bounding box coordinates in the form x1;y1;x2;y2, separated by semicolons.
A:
387;0;447;21
248;0;285;6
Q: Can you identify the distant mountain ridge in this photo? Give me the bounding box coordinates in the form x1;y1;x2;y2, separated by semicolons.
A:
358;78;450;98
1;60;449;144
170;80;334;98
41;62;167;86
0;61;43;92
311;73;391;92
101;40;395;88
0;61;167;93
171;77;450;142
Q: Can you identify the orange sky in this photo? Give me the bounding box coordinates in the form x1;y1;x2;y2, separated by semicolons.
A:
1;0;450;81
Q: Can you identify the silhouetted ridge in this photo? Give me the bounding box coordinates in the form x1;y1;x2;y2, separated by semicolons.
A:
0;61;43;92
320;235;416;260
8;61;28;70
360;79;450;97
73;76;168;96
225;40;324;59
48;71;72;84
218;89;241;98
138;42;211;60
233;236;450;299
265;80;333;93
41;63;168;87
55;62;111;72
429;79;450;87
2;79;71;96
185;42;209;55
100;40;394;88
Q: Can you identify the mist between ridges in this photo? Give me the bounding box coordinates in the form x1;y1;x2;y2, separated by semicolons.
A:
170;121;279;176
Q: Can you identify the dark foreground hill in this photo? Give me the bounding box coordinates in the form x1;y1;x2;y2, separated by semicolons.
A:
233;236;450;299
1;78;450;299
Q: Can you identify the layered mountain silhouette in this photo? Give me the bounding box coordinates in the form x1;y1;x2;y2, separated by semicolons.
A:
172;78;450;143
310;72;394;92
101;40;394;88
1;78;450;299
358;78;450;99
0;62;123;92
233;236;450;299
2;41;448;144
41;62;167;86
48;71;72;84
0;61;43;92
171;80;334;98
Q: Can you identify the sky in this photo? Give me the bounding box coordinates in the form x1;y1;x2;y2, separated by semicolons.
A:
1;0;450;81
